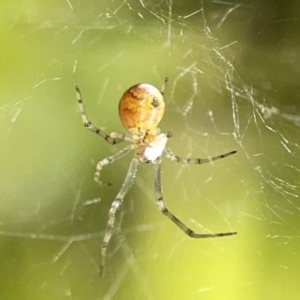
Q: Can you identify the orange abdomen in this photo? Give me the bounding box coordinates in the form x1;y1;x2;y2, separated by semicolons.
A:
119;83;165;131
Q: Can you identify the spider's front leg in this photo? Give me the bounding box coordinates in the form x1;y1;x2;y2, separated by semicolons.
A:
153;157;237;238
100;157;139;276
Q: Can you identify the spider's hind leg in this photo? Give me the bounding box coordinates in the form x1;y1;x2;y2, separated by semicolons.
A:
165;149;237;164
94;146;133;186
75;85;125;145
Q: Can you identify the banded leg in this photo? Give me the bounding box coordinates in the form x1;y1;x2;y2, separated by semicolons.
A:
165;149;237;164
94;146;133;186
100;157;139;276
76;85;125;144
153;157;237;238
161;77;169;95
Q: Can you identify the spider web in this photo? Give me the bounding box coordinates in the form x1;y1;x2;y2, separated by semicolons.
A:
1;1;300;299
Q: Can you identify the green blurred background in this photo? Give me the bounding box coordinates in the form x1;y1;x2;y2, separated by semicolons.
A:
1;0;300;299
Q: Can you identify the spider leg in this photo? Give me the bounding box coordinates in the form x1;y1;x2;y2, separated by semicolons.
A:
94;146;133;186
153;157;237;238
161;77;169;95
76;85;125;145
109;131;138;143
100;157;139;277
164;148;237;164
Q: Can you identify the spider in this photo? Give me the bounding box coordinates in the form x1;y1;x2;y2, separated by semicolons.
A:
75;78;237;276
